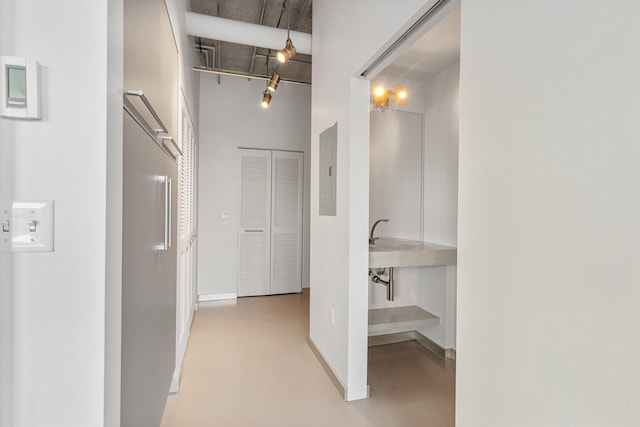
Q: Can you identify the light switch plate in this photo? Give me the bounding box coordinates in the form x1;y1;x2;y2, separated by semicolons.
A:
0;204;10;252
0;200;54;253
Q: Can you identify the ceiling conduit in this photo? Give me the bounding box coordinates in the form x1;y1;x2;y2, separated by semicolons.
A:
186;12;312;55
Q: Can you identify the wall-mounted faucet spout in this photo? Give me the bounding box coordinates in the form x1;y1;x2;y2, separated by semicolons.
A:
369;219;389;245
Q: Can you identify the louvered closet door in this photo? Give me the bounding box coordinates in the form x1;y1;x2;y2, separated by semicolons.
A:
270;151;303;294
238;149;272;296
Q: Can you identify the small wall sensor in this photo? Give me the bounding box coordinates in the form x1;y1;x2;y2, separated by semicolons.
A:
1;56;40;119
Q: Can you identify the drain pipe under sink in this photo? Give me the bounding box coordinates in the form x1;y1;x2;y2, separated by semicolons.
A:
370;267;395;301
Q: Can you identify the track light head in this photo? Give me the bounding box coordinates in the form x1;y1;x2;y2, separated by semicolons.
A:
277;38;296;63
261;90;272;108
267;73;281;92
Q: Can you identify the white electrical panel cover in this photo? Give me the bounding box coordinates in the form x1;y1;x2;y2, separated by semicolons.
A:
319;122;337;216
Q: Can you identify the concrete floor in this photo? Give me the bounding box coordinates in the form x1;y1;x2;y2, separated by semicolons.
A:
161;290;455;427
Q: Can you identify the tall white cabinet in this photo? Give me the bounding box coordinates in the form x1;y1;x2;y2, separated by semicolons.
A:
238;149;303;296
121;0;179;425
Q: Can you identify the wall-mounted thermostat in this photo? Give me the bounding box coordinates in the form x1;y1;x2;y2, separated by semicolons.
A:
1;56;40;119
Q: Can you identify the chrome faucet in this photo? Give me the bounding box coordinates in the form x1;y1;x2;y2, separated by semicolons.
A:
369;219;389;245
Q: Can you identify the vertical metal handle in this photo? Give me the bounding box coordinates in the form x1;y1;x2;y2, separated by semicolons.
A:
156;176;171;251
164;176;172;250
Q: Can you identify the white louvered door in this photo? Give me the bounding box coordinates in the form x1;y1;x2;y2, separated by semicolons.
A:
271;151;303;294
238;149;302;296
238;149;272;296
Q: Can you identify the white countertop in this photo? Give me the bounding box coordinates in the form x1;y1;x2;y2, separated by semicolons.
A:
368;237;457;268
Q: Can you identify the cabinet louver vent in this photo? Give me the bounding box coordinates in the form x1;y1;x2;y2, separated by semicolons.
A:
239;234;270;281
274;157;301;228
178;107;196;242
240;156;270;228
273;234;300;280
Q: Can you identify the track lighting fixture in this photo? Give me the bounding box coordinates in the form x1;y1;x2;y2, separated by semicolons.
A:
277;1;296;64
277;38;296;63
267;72;281;92
261;89;272;108
260;55;275;108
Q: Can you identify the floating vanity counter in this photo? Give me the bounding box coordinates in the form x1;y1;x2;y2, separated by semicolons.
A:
369;237;457;268
368;238;457;340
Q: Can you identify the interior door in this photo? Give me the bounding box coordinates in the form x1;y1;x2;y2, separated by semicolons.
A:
270;151;303;294
238;149;272;296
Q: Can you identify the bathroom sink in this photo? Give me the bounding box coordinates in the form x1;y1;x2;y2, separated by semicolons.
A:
369;237;456;268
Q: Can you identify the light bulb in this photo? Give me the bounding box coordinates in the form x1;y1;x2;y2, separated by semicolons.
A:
394;86;408;104
277;38;296;63
261;90;272;108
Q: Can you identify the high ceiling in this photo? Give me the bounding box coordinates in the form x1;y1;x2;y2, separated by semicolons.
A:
190;0;312;84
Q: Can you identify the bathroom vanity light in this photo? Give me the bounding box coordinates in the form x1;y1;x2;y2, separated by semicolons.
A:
372;85;409;107
373;85;390;107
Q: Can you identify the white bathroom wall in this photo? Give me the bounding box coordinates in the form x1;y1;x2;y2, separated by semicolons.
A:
369;110;423;240
417;60;459;349
197;74;311;297
422;60;459;246
311;0;437;400
457;1;640;425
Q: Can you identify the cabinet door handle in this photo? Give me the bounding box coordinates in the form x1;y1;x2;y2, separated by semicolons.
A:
165;176;172;250
157;176;172;251
161;135;183;157
124;89;168;134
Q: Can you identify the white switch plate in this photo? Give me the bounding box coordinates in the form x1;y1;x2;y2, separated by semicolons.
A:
0;200;54;253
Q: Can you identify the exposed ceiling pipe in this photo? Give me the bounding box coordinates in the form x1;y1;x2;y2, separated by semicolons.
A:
216;0;221;83
196;41;216;69
248;0;269;78
254;52;311;65
186;12;312;55
194;66;310;86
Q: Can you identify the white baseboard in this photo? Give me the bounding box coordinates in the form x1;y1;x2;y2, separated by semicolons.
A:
169;367;181;394
306;336;348;401
198;292;237;302
170;301;197;394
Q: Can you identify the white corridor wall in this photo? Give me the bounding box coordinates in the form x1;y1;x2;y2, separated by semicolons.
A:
197;74;311;298
0;0;112;425
457;1;640;425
